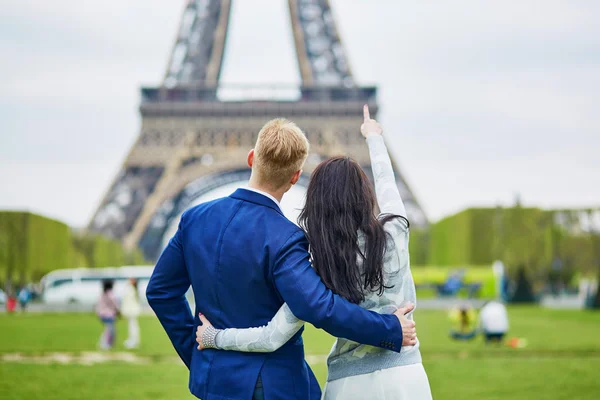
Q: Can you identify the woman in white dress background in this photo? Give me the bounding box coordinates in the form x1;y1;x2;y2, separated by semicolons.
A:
197;106;432;400
121;277;141;349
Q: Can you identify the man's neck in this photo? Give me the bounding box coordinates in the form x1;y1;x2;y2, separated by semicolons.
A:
248;179;285;203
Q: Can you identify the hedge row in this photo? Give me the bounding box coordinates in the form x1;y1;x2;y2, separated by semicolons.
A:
71;234;145;272
0;212;72;286
0;211;146;288
428;206;600;276
429;209;472;266
407;228;429;266
3;206;596;287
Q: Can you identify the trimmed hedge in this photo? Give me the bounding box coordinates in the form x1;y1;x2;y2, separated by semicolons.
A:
429;209;472;266
0;212;72;286
408;228;430;266
0;211;147;288
428;206;599;278
71;234;146;269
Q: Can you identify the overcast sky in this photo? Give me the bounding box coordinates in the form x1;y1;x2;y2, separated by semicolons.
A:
1;0;599;227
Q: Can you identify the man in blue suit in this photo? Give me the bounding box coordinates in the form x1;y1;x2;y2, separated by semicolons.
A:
147;119;415;400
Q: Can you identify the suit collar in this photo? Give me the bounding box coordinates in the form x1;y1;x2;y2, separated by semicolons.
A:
244;187;282;209
230;188;284;216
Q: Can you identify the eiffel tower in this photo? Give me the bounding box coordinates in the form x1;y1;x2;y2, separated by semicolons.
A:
88;0;427;261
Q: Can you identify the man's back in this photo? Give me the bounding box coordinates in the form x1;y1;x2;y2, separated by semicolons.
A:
187;189;313;398
185;190;297;329
149;188;319;399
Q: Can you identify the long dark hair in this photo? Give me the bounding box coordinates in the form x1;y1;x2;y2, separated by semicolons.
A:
299;157;401;304
102;280;113;293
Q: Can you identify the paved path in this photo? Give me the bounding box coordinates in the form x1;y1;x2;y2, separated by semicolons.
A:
1;352;153;365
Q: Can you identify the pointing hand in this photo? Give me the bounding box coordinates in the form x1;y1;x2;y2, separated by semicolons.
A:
360;104;383;138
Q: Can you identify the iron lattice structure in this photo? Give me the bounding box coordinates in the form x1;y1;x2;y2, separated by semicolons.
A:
89;0;427;260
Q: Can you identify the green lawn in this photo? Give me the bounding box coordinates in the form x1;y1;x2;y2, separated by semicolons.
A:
1;307;599;399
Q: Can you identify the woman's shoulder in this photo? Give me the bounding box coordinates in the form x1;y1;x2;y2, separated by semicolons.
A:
379;215;409;240
380;218;410;275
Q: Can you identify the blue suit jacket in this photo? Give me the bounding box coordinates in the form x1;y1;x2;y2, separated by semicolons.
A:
147;188;403;400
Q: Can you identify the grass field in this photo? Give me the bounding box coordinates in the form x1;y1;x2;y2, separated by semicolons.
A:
1;307;599;399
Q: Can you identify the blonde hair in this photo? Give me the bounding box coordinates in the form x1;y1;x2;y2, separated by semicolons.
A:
253;118;309;189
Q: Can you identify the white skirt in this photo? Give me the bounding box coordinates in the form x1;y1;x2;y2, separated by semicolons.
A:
322;363;432;400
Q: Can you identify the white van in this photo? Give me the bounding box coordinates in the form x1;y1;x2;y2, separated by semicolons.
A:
41;266;155;306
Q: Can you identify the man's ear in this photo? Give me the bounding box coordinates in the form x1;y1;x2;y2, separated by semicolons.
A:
290;170;302;185
247;149;255;168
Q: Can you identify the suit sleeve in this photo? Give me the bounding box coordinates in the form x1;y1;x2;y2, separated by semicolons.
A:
272;231;403;352
146;212;195;369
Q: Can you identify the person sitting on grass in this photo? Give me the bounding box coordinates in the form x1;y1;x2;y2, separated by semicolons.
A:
449;305;478;341
480;300;509;343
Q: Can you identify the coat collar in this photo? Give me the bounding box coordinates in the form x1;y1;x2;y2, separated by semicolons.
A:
230;188;284;216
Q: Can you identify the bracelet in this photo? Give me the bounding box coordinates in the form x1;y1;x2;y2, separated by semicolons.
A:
201;325;220;349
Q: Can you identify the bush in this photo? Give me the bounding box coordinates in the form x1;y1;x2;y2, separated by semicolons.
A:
0;212;72;287
428;207;598;279
71;233;147;269
429;210;472;266
509;266;536;303
409;228;430;265
1;211;148;288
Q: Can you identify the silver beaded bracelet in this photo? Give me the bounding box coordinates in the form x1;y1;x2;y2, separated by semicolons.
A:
201;325;220;349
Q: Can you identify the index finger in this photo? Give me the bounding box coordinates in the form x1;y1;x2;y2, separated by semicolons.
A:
363;104;370;121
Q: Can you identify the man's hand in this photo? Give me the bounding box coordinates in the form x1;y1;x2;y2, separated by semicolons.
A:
360;104;383;138
394;303;417;346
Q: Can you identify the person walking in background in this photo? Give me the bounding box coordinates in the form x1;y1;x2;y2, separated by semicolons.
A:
18;285;31;312
480;300;509;343
122;278;141;349
96;280;119;350
6;288;17;313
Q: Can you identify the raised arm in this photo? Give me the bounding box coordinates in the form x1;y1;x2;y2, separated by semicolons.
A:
363;105;415;324
368;139;406;219
362;106;409;251
362;105;407;220
197;303;304;352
